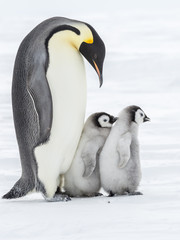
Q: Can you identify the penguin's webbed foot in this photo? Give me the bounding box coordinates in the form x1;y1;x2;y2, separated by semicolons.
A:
108;191;115;197
128;191;143;196
55;186;62;194
46;193;71;202
94;192;103;197
86;192;103;197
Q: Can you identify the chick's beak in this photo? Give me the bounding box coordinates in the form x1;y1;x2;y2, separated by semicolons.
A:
110;116;118;124
144;115;150;122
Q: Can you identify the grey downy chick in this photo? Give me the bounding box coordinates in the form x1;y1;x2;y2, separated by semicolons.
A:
64;112;117;197
100;105;150;196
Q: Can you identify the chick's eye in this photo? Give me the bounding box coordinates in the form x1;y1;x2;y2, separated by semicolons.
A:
103;119;107;122
140;113;143;117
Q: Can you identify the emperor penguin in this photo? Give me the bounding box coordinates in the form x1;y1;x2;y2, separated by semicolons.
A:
2;17;105;201
99;105;150;196
64;112;117;197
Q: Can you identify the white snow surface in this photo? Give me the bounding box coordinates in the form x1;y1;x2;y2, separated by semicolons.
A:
0;1;180;239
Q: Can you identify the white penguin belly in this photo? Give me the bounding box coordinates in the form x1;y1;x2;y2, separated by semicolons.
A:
34;37;86;197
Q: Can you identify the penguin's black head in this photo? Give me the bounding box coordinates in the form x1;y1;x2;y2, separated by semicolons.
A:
79;24;105;87
127;105;150;125
45;21;105;87
92;112;117;128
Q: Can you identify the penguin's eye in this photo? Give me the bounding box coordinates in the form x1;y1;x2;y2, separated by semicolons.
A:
94;53;98;59
103;119;107;122
140;113;143;117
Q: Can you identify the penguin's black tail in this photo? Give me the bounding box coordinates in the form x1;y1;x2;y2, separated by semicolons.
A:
2;177;35;199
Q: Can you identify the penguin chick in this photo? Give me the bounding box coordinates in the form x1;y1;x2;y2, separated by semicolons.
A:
99;105;150;196
64;112;117;197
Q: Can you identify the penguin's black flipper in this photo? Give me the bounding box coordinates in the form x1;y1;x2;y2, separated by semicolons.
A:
13;27;53;145
2;177;35;199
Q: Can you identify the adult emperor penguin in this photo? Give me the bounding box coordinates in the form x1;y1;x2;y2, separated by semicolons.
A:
64;112;117;197
100;106;150;196
2;17;105;201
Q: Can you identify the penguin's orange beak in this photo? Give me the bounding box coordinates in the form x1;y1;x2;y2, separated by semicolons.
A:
93;60;103;87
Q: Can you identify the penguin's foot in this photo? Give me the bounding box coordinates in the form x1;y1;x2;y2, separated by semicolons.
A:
128;191;143;196
86;192;103;197
55;186;62;194
108;191;115;197
45;193;71;202
94;192;103;197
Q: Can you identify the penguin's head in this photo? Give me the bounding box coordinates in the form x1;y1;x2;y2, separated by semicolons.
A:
126;105;150;125
93;112;118;128
46;20;105;87
78;24;105;87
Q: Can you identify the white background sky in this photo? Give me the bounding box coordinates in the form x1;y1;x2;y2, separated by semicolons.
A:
1;0;180;17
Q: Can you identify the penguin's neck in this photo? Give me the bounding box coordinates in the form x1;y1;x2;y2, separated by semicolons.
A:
116;112;139;137
115;111;130;134
130;123;139;138
115;120;130;135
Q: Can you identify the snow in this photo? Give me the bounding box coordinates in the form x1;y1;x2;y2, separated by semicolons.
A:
0;0;180;239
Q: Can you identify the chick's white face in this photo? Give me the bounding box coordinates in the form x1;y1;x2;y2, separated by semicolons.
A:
134;109;145;125
98;115;112;128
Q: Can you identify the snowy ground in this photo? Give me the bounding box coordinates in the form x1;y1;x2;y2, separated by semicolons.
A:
0;1;180;239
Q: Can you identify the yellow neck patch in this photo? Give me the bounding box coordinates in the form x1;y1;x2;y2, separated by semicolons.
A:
84;38;93;44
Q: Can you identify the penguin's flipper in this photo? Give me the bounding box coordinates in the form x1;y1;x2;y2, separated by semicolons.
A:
82;154;96;178
117;132;132;168
28;63;52;143
81;142;99;178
